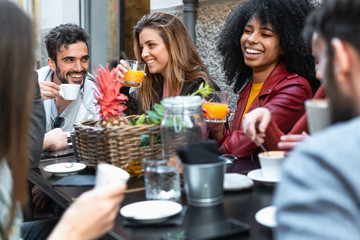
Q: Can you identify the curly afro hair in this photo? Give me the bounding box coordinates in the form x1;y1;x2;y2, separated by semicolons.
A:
218;0;319;94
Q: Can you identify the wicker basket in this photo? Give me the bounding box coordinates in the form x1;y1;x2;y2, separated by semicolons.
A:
73;115;161;170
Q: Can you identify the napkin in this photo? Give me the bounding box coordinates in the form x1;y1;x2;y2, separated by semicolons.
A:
123;206;187;227
223;173;254;191
53;175;95;186
176;141;221;164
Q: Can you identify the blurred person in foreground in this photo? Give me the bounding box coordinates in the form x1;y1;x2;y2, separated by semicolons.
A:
207;0;319;172
274;0;360;239
0;1;126;239
37;23;98;152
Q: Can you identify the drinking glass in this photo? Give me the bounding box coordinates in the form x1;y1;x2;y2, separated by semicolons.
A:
142;155;181;202
122;60;146;88
202;91;229;123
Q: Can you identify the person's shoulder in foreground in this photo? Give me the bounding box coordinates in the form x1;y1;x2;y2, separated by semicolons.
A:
274;117;360;240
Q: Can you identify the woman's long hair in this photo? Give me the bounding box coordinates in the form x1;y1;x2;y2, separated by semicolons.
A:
218;0;319;94
133;12;211;113
0;1;34;239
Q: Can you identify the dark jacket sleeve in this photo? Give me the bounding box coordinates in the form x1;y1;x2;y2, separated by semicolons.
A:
264;84;326;150
28;77;46;168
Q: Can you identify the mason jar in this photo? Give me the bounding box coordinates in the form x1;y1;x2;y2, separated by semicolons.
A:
161;96;207;156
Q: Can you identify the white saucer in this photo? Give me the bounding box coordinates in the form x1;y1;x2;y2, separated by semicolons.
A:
43;162;86;177
223;173;254;191
255;206;277;228
247;169;280;184
120;200;183;224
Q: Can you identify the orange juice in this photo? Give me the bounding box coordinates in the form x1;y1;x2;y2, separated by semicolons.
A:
202;102;228;120
123;70;144;87
126;161;142;178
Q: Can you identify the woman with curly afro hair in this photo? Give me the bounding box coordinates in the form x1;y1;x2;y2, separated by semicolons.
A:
208;0;320;172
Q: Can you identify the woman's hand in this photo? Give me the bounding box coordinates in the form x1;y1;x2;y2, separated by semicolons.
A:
242;108;271;146
278;132;309;151
117;59;129;79
207;122;225;141
48;181;126;240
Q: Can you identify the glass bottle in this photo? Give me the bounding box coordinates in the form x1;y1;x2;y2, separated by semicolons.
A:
161;96;207;156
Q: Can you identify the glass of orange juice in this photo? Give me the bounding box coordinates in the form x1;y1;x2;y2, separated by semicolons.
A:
202;91;229;123
122;60;145;88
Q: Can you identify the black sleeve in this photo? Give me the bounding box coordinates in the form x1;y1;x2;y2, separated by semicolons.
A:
28;74;46;168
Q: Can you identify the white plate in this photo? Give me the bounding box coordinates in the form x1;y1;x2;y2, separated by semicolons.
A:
120;200;183;224
43;162;86;176
223;173;254;191
255;206;277;228
247;169;280;184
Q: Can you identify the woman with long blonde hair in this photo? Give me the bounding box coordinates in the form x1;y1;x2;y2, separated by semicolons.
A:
118;12;219;114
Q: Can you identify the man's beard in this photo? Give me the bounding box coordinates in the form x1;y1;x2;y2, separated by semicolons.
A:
324;53;355;124
55;64;86;85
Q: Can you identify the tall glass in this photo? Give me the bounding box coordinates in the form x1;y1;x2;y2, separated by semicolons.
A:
202;91;229;123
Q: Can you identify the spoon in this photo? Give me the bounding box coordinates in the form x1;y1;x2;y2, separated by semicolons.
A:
259;144;267;153
65;162;74;168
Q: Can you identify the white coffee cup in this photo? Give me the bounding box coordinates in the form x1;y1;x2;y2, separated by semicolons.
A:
258;151;285;180
305;98;331;134
95;163;130;188
60;84;81;100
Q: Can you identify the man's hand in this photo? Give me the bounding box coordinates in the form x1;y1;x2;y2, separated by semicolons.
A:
39;81;61;100
207;122;225;141
278;132;309;151
32;186;51;209
243;108;271;146
43;128;67;152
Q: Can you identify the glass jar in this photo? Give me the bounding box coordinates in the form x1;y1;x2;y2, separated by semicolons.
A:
161;96;207;156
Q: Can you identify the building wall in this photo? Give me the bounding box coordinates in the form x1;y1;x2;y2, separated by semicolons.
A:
124;0;150;60
39;0;80;67
197;0;244;109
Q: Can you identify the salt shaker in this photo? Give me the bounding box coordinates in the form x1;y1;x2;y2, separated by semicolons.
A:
161;96;207;156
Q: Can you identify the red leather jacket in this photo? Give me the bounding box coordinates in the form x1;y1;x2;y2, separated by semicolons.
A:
219;62;312;172
264;84;326;150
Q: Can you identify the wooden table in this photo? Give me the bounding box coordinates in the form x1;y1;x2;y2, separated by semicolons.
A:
28;156;274;240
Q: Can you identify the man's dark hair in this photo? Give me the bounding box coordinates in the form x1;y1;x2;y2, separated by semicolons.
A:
303;0;360;124
44;23;89;63
218;0;319;94
303;0;360;55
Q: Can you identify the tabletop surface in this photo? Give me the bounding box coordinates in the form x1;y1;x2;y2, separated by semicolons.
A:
28;156;274;240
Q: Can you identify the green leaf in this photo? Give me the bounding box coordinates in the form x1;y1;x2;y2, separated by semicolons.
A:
148;118;159;124
153;103;164;116
147;110;162;122
135;114;146;125
139;134;150;146
190;81;214;97
128;118;137;126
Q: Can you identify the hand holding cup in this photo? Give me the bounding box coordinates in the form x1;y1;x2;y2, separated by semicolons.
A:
117;59;146;88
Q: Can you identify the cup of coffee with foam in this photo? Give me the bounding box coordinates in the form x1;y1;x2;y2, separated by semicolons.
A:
258;151;285;180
